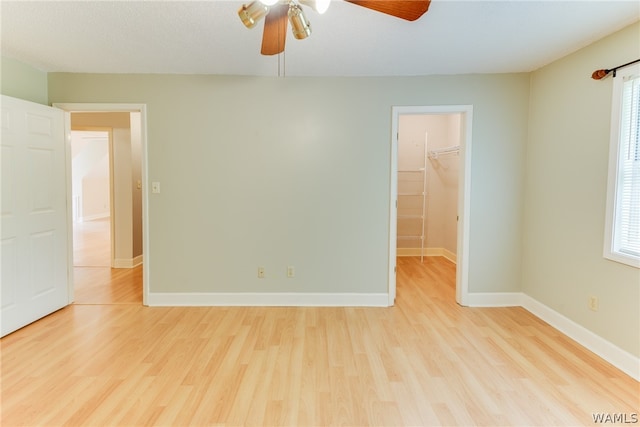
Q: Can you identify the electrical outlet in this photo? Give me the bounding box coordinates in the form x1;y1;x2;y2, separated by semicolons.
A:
258;267;265;279
588;296;599;312
287;266;295;278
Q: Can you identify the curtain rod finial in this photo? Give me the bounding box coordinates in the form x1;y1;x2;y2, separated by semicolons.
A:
592;69;610;80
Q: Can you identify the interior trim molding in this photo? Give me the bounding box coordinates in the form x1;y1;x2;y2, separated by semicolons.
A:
442;248;456;264
521;294;640;381
113;255;143;269
147;292;390;307
396;247;458;264
465;292;523;307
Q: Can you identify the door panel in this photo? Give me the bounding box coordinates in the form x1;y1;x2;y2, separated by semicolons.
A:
1;95;69;337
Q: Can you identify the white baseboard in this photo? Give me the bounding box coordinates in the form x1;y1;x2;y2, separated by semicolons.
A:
521;294;640;381
396;247;429;257
113;255;143;269
465;292;523;307
147;292;390;307
397;247;457;264
442;248;457;264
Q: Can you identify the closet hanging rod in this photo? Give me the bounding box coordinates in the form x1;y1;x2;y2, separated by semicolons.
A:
428;145;460;159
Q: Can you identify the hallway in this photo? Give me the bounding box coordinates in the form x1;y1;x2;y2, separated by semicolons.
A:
73;218;142;305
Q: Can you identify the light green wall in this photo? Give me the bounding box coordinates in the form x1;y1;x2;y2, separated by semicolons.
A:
524;22;640;357
1;56;48;105
48;72;530;295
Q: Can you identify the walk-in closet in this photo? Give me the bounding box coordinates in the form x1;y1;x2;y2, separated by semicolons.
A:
397;113;461;264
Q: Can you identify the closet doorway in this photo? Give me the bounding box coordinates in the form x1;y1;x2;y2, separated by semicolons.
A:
397;114;460;263
389;106;473;306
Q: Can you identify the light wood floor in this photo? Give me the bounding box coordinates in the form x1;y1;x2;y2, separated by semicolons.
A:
73;218;142;305
1;257;638;426
73;218;111;268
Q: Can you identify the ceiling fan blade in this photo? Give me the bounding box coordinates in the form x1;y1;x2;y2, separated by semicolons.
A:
261;3;289;55
344;0;431;21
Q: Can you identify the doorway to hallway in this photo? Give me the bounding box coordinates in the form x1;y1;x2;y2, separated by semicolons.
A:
55;103;149;305
71;129;112;269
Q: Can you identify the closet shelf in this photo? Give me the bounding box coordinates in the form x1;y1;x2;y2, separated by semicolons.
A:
398;133;428;262
428;145;459;159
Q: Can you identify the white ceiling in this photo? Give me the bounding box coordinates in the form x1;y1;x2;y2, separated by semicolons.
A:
1;0;638;77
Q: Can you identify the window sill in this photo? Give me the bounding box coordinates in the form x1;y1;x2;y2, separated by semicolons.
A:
604;251;640;269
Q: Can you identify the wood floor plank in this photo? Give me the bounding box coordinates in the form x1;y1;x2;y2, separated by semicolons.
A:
2;256;638;426
73;217;142;305
73;218;111;267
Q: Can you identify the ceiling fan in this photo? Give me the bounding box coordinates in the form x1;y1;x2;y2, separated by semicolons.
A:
238;0;432;55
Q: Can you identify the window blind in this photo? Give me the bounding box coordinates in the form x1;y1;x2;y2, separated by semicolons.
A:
615;74;640;257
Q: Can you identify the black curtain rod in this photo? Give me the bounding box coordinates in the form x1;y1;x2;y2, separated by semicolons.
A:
592;58;640;80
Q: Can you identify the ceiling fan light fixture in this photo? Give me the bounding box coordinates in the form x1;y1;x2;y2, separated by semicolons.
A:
289;4;311;40
238;1;270;29
300;0;331;14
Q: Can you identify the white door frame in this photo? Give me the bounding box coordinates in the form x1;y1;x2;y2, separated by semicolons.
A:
54;103;149;306
390;105;473;306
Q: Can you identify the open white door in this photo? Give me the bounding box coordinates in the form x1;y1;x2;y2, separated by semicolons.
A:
1;95;70;336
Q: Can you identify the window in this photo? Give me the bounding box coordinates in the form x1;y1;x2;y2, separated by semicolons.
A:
604;64;640;268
